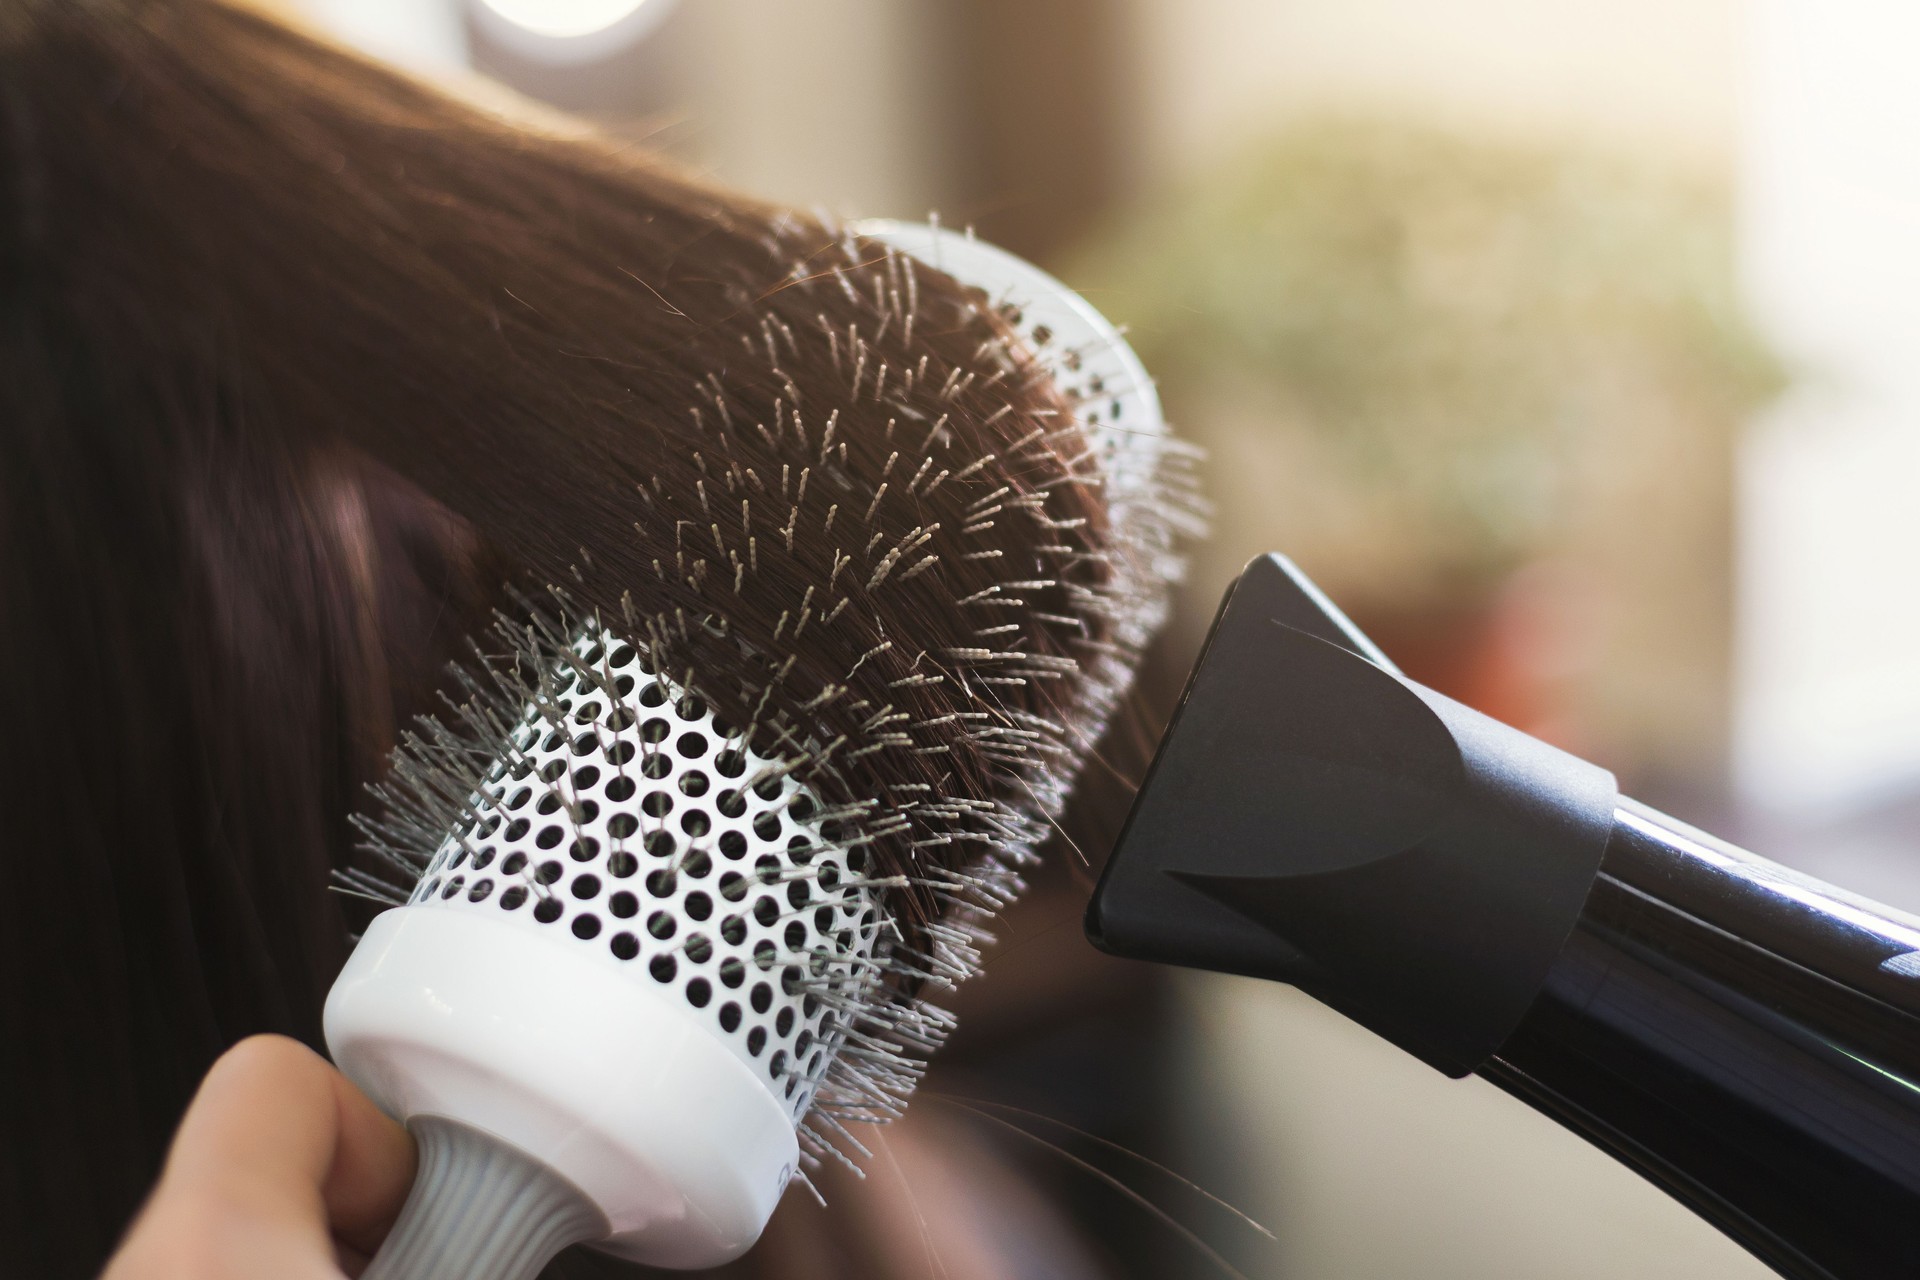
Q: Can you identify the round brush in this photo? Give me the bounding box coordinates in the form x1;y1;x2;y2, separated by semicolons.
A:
324;221;1196;1278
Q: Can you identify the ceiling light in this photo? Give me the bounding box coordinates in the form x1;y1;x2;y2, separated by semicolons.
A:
470;0;675;61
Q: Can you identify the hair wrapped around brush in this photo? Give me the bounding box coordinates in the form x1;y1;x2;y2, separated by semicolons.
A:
1;1;1194;1272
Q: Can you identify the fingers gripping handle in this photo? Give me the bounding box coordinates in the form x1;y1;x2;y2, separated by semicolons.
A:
361;1118;608;1280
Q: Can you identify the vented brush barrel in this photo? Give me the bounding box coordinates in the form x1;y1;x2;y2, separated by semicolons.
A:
326;632;867;1270
1092;553;1920;1279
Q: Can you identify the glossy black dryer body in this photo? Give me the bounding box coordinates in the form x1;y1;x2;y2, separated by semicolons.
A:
1089;554;1920;1279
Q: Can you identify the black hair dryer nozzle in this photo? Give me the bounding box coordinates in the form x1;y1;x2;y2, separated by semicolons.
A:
1089;553;1920;1280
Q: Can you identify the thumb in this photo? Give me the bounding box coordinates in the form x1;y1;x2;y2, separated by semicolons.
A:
102;1035;416;1280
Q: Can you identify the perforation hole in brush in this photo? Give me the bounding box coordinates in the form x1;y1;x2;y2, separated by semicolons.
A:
407;629;883;1119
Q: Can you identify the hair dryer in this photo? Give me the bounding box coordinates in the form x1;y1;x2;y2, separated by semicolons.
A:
1088;553;1920;1280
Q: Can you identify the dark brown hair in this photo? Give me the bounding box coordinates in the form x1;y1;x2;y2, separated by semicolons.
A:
0;2;1131;1275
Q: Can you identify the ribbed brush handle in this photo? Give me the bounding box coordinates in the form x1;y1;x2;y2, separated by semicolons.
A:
360;1117;608;1280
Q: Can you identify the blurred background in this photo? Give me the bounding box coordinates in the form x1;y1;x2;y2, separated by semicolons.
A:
265;1;1920;1275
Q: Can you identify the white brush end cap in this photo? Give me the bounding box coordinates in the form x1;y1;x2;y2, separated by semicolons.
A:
324;907;798;1270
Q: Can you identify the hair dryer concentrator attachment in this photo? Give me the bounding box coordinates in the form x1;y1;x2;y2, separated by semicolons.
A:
1087;552;1619;1076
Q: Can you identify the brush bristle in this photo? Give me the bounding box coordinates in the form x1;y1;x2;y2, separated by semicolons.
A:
342;223;1201;1170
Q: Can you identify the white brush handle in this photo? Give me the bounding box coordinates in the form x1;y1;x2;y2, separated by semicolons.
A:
361;1118;606;1280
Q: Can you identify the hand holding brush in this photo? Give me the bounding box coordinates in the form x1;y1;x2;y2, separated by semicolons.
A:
103;1038;413;1280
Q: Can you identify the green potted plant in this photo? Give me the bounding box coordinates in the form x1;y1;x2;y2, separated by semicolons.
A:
1070;117;1784;745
